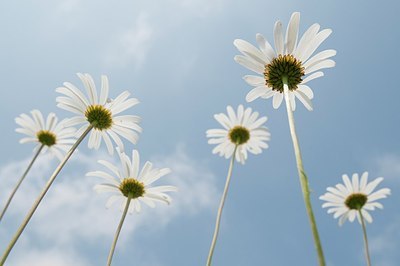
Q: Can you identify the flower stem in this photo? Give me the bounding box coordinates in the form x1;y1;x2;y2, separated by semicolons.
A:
207;145;238;266
107;197;132;266
0;125;93;265
359;210;372;266
0;145;45;222
283;82;325;266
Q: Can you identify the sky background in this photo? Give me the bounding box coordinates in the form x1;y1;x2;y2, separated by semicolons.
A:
0;0;399;265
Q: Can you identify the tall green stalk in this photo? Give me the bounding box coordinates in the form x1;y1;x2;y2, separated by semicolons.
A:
359;210;372;266
107;197;132;266
0;125;93;265
283;79;325;266
0;145;44;222
207;145;238;266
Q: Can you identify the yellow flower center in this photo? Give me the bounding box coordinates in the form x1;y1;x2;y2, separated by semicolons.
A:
37;130;57;146
119;178;145;199
85;105;113;130
229;126;250;145
345;193;368;210
264;54;305;93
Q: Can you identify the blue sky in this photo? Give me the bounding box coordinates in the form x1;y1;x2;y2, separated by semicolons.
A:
1;0;400;265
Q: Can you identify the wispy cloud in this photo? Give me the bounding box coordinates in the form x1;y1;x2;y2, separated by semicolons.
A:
0;146;217;265
103;13;154;69
369;216;400;266
374;153;400;183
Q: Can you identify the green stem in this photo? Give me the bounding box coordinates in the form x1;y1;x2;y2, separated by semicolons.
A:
206;145;238;266
107;197;132;266
0;145;44;222
359;210;372;266
283;80;325;266
0;125;93;265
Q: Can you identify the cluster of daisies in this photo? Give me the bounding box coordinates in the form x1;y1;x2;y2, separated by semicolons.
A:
0;11;392;266
1;73;176;264
205;11;391;266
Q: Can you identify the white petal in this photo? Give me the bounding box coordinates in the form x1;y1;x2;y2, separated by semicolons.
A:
234;55;264;74
302;72;324;85
342;174;353;193
94;183;120;193
348;211;356;222
110;97;140;115
214;113;232;130
305;59;335;75
31;110;45;130
100;75;109;105
56;96;86;113
56;83;89;108
101;131;114;155
294;90;313;111
364;177;384;195
246;86;269;102
131;150;140;179
111;125;139;144
260;90;275;99
294;23;320;59
297;85;314;99
19;137;37;144
360;172;369;192
338;212;349;226
46;113;57;131
285;12;300;54
64;116;87;127
352;173;360;192
367;188;391;202
303;49;337;69
273;20;284;55
361;209;373;223
272;93;283;109
234;39;268;64
256;33;275;61
98;160;121;178
86;171;119;186
300;29;333;62
57;103;84;115
226;106;237;125
16;128;36;137
107;130;125;153
108;91;130;110
243;75;265;87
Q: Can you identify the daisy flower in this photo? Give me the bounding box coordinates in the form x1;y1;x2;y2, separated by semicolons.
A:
56;73;141;155
1;110;75;221
87;149;177;213
320;172;391;226
15;110;76;161
206;105;270;164
87;149;176;265
234;11;336;110
206;105;270;265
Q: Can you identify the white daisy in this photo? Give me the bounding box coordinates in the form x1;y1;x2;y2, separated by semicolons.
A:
234;12;336;111
56;73;141;155
320;172;391;226
206;105;270;164
87;149;177;213
15;110;76;161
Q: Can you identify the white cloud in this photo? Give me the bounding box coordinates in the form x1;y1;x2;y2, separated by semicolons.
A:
103;13;154;69
0;146;218;265
374;153;400;183
9;247;89;266
369;216;400;266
